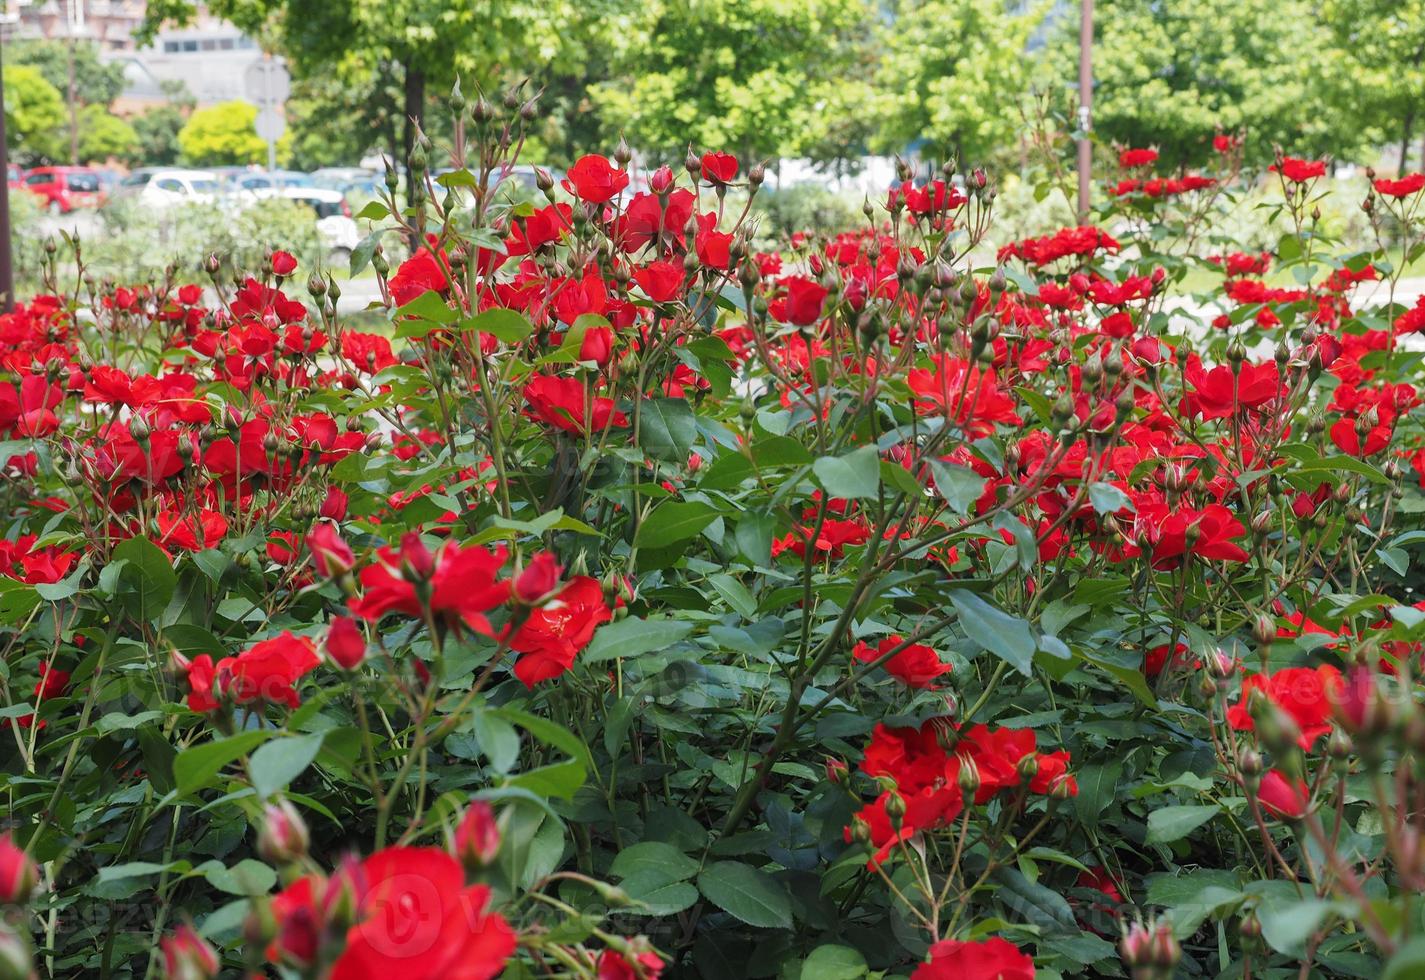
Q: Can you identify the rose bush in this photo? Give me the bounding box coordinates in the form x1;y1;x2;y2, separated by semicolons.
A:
2;89;1425;979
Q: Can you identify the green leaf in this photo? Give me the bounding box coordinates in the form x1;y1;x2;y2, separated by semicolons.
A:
113;535;177;612
639;398;698;462
990;867;1076;933
949;590;1036;675
697;861;793;929
1146;804;1220;844
1074;760;1122;827
1258;898;1341;955
173;731;271;798
1088;482;1133;515
462;307;532;343
812;446;881;499
349;229;384;276
353;200;389;221
618;873;699;916
611;842;699;882
583;617;695;664
927;459;986;513
1385;937;1425;980
249;732;326;799
800;945;868;979
395;289;458;324
635;501;720;547
205;858;278;896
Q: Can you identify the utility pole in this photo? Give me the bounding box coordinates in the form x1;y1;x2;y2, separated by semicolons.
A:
0;36;14;312
1077;0;1093;222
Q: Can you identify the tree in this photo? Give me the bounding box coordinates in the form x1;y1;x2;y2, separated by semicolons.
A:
1322;0;1425;170
77;104;138;163
7;39;127;108
1053;0;1375;167
130;80;196;167
141;0;638;222
588;0;877;164
178;100;289;166
871;0;1046;167
3;65;66;165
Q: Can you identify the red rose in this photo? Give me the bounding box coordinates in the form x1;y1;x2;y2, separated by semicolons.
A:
634;260;685;302
507;576;612;687
513;552;562;605
388;245;449;308
853;635;951;689
523;374;628;435
349;541;510;635
33;664;70;701
325;616;366;670
186;632;320;713
1100;310;1135;338
778;276;829;326
700;151;738;184
579;326;614;367
455;801;501;871
1374;173;1425;198
1257;769;1309;820
273;847;516;980
563;154;630;203
911;937;1035;980
1271;157;1326;183
1118;147;1158;168
0;833;39;905
307;522;355;578
160;924;219;980
1226;665;1342;748
597;946;665;980
271;250;298;276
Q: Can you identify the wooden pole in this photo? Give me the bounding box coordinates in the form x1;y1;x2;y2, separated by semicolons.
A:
1077;0;1093;221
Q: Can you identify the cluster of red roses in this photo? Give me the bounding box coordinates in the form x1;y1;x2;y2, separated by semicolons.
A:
179;529;614;715
845;719;1077;865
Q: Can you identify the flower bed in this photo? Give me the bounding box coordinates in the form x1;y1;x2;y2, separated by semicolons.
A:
2;101;1425;979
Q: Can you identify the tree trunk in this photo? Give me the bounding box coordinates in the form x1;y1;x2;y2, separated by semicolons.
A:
402;63;426;254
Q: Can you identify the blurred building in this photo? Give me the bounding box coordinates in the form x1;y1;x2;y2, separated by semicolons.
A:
1;0;259;109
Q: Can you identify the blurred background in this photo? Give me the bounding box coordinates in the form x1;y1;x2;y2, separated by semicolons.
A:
1;0;1422;293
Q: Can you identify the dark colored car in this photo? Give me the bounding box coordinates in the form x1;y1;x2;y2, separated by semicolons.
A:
23;167;106;214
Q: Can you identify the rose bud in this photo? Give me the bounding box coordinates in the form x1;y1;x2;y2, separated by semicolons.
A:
257;799;309;864
0;835;39;906
325;616;366;671
271;251;298;277
1332;663;1391;742
824;758;848;784
159;923;219;980
319;487;349;521
321;854;367;930
306;522;354;578
649;164;674;195
399;532;437;582
455;800;502;871
513;552;562;605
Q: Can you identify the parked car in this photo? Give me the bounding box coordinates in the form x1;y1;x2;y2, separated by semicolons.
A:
23;167;106;214
310;167;378;194
118;169;223;208
278;186;361;263
231;169;313;199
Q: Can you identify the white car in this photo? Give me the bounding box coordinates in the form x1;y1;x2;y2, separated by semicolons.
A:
128;169;223;207
277;187;361;264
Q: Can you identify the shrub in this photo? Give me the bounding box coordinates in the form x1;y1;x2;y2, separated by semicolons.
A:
2;101;1425;980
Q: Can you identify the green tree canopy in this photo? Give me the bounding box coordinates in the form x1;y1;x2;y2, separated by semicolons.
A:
7;39;127;109
178;100;289;165
3;65;66;164
77;104;138;163
1322;0;1425;169
871;0;1046;166
1057;0;1376;167
589;0;877;163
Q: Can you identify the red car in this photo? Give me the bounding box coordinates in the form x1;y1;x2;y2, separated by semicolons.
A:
23;166;106;214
